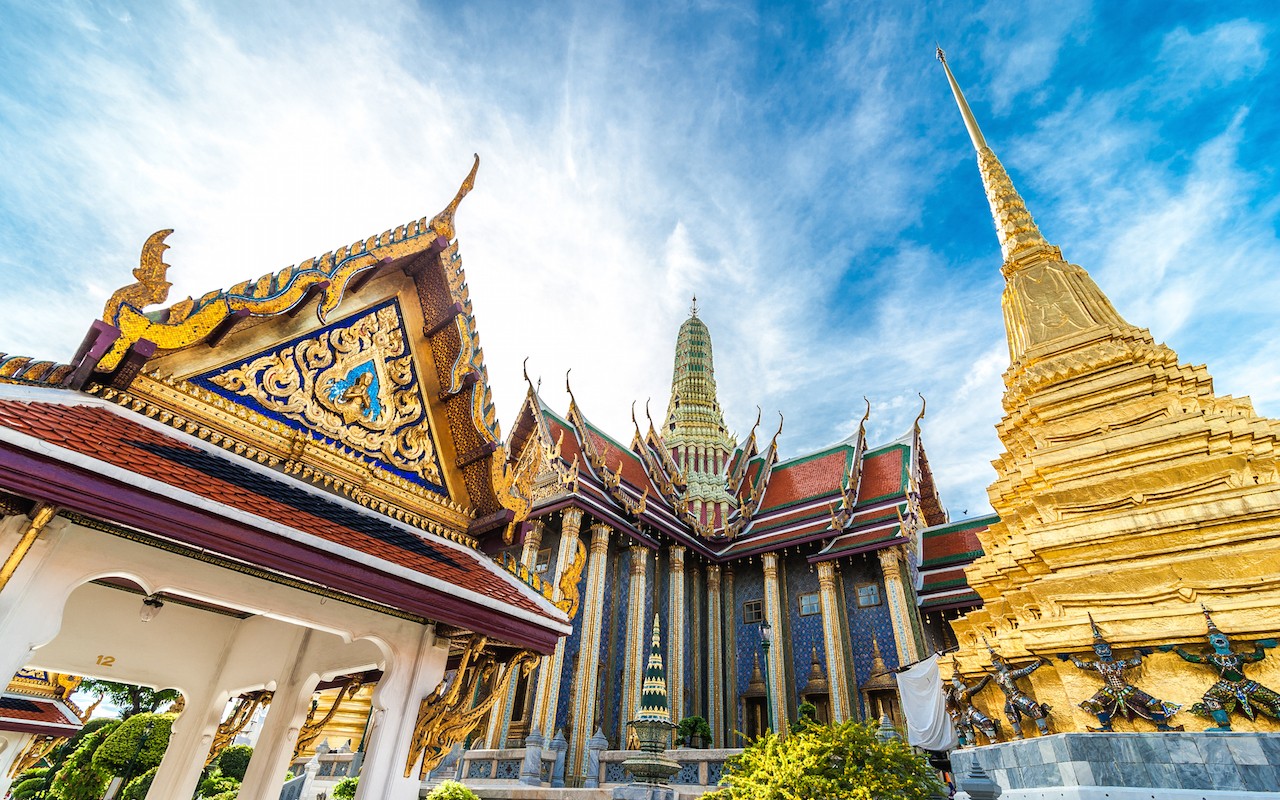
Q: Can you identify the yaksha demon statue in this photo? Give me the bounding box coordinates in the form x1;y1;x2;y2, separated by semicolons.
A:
943;659;1001;746
1064;615;1181;732
1165;606;1280;731
985;643;1051;738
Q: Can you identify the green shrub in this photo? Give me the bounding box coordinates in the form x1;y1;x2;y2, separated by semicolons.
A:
706;720;943;800
426;780;479;800
206;791;239;800
121;766;157;800
48;726;114;800
14;767;49;784
790;701;818;733
332;776;359;799
675;715;712;746
92;713;174;776
197;773;239;796
47;718;119;770
11;776;48;800
215;744;253;781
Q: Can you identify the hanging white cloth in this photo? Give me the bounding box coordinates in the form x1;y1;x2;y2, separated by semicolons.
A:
895;654;958;751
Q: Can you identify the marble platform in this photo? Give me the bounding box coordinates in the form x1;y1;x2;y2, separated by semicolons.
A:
951;731;1280;799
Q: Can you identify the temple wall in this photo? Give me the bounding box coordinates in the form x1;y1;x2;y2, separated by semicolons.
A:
783;555;826;703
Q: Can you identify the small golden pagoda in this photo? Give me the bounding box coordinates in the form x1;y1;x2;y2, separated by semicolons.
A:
939;50;1280;733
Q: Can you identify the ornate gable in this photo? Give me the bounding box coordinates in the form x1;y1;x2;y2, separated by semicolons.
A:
191;299;448;496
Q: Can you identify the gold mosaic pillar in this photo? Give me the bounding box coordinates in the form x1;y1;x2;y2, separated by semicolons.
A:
690;563;703;718
567;522;611;784
706;564;724;746
621;546;650;734
486;518;547;747
531;509;584;738
723;567;737;741
667;545;686;722
816;561;853;721
877;547;922;666
761;552;789;734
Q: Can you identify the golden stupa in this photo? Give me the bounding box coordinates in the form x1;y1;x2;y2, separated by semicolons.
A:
939;50;1280;734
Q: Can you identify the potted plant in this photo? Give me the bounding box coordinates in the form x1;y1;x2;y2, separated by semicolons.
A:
675;715;712;749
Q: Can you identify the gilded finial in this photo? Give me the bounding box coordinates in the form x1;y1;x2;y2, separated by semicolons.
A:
935;49;986;151
690;295;699;318
103;229;176;321
432;154;480;241
913;393;927;431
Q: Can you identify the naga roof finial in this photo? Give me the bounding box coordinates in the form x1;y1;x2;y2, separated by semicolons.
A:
913;393;927;432
431;154;480;241
103;229;176;321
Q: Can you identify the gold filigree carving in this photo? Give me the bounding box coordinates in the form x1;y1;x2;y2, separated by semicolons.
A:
294;678;363;759
405;635;538;778
205;303;442;486
208;690;272;766
103;229;176;322
556;538;588;619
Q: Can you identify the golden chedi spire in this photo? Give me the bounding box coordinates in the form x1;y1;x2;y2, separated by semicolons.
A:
938;49;1280;734
937;48;1129;365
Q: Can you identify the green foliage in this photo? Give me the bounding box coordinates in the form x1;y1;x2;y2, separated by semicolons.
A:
78;680;180;719
332;776;359;799
47;717;119;770
198;775;240;797
706;720;944;800
48;726;114;800
426;780;480;800
215;744;253;781
206;791;239;800
791;702;818;734
121;766;158;800
92;713;174;776
12;776;48;800
14;767;49;784
675;715;713;746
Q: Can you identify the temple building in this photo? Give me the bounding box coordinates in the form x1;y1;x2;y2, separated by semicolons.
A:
938;51;1280;735
469;299;989;786
0;161;573;799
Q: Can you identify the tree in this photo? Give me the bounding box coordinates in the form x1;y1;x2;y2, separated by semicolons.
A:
78;680;180;719
92;713;174;778
48;724;117;800
707;720;943;800
215;744;253;781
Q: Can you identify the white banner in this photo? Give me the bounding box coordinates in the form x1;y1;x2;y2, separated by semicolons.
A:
895;653;958;751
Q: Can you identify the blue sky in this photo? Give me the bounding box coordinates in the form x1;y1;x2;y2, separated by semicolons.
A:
2;1;1277;518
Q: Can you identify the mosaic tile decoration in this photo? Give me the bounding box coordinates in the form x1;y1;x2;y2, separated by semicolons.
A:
466;759;494;779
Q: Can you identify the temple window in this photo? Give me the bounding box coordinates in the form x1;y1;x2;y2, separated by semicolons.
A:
798;592;821;616
743;599;764;624
534;548;552;575
855;583;881;608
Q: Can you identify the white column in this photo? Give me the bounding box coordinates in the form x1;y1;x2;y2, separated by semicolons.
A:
486;519;546;748
0;517;75;682
355;625;449;799
238;630;320;800
0;731;34;796
145;689;228;800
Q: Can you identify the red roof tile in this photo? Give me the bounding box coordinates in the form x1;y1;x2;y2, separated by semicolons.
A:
758;449;849;512
0;693;81;736
856;447;906;504
0;399;551;620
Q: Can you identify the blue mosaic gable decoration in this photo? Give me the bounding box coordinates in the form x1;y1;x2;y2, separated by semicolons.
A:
190;299;448;497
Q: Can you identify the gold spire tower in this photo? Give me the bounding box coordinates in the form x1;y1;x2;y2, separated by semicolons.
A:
662;298;737;527
939;50;1280;733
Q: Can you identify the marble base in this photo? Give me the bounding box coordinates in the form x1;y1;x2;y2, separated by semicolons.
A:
611;786;678;800
951;732;1280;799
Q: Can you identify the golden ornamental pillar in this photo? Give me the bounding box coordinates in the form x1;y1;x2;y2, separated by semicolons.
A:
667;545;687;722
531;508;584;739
877;547;923;666
706;564;724;746
816;561;853;721
761;552;789;734
621;546;650;735
486;518;548;747
567;522;611;784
